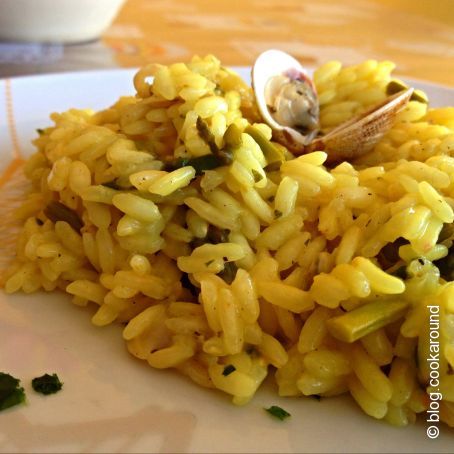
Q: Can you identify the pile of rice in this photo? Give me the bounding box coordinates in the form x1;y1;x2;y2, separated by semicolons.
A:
4;54;454;427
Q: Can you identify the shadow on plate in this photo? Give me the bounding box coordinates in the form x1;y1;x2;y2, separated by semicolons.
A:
0;403;196;453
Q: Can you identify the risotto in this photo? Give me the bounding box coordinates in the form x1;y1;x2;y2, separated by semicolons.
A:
3;54;454;427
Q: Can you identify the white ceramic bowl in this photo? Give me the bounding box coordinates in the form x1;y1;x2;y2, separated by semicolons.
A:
0;0;126;43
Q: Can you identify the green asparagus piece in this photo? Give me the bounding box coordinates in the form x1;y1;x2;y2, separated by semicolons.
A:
44;201;83;232
223;123;243;149
327;299;409;343
245;125;285;164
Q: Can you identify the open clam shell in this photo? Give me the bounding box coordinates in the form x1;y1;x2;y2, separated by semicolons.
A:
252;49;320;146
252;49;414;163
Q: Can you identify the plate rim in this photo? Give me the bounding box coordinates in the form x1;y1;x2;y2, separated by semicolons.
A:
1;66;453;92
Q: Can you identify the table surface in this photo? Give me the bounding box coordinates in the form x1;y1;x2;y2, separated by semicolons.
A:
0;0;453;86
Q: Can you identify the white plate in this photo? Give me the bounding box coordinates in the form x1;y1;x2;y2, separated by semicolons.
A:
0;68;453;454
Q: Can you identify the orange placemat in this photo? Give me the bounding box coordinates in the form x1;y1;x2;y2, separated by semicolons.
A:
103;0;454;86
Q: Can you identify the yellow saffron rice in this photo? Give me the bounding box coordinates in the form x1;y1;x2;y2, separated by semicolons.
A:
4;54;454;427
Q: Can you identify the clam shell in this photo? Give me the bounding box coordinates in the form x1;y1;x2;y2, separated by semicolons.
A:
252;49;414;164
252;49;318;146
314;87;414;163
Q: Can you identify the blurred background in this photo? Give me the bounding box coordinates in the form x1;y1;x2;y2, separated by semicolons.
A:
0;0;452;85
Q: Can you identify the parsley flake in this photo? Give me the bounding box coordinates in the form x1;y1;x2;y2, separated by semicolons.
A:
222;365;236;376
265;405;291;421
251;169;263;183
0;372;26;411
32;373;63;395
101;180;121;190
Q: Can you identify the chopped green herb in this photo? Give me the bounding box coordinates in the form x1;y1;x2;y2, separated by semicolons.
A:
222;365;236;376
0;372;26;411
207;226;229;244
180;272;200;297
101;180;121;190
214;84;224;96
169;155;225;175
264;161;282;172
32;373;63;395
196;116;220;155
205;259;215;267
196;117;232;164
36;128;45;135
0;389;26;411
44;201;83;232
218;261;238;284
0;373;20;400
265;405;291;421
251;169;263;183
